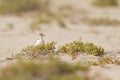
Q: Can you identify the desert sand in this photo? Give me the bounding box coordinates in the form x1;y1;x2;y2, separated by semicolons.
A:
0;0;120;80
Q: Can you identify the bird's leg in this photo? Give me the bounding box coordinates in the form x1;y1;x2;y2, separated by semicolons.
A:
41;36;45;44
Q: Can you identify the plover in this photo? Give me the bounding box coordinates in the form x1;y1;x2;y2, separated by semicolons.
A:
35;33;45;47
33;33;45;57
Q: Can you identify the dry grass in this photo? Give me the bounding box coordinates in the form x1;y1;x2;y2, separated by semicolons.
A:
0;0;50;14
0;57;92;80
92;0;118;7
81;16;120;26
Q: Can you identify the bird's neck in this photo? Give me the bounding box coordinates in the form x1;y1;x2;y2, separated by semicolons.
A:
40;36;44;43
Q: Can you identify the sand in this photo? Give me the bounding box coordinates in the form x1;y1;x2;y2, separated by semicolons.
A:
0;0;120;80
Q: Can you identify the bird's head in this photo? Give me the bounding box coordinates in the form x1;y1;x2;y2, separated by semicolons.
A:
39;33;45;37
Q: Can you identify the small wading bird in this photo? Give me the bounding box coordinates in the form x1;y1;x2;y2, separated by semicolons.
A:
35;33;45;46
33;33;45;57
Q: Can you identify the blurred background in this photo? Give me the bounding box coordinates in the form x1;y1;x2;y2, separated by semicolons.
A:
0;0;120;59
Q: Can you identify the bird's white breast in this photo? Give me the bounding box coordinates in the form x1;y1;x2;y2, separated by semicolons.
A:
35;39;42;46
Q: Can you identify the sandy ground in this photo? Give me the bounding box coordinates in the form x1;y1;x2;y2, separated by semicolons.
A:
0;0;120;80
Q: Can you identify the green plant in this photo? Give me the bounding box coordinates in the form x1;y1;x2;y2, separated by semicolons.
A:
36;41;57;53
92;0;118;7
59;41;84;54
83;43;104;56
16;45;34;58
17;41;57;59
22;45;34;52
59;40;104;57
0;0;50;14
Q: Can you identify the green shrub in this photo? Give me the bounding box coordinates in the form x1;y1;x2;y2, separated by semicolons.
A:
16;40;104;59
17;41;57;59
0;59;90;80
0;0;50;14
22;45;34;52
92;0;118;7
16;45;34;58
83;43;104;56
59;41;84;54
36;41;56;53
59;40;104;56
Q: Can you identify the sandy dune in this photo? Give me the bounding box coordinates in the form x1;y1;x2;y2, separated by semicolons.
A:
0;0;120;80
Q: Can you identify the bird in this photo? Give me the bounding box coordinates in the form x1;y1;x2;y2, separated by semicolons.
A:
34;33;45;47
33;33;45;57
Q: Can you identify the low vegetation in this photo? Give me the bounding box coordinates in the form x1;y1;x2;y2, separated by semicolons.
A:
81;17;120;26
0;0;67;29
0;58;92;80
87;55;120;66
14;40;120;66
0;40;119;80
59;40;104;58
17;41;56;59
87;56;113;66
15;40;105;60
92;0;118;7
31;12;66;29
33;41;57;55
0;0;50;14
